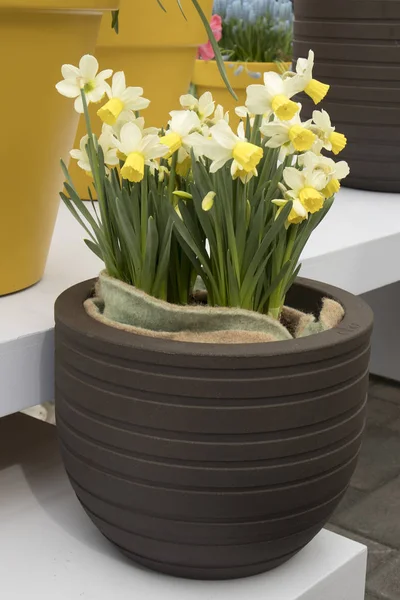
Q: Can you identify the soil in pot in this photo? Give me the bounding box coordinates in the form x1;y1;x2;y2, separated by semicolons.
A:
55;277;373;580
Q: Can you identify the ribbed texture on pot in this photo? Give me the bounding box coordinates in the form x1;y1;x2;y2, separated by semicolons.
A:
55;278;373;580
293;0;400;193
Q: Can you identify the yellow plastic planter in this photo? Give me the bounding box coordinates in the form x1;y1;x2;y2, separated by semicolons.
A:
71;0;213;199
193;59;292;127
0;1;119;296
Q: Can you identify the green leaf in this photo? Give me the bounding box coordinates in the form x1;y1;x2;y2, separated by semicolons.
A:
257;260;292;313
240;202;291;301
190;0;238;100
84;239;103;261
142;217;159;294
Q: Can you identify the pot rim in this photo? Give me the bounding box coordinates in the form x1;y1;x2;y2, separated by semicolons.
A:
55;277;373;359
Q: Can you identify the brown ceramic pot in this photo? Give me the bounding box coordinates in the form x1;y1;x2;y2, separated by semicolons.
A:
293;0;400;193
55;277;373;580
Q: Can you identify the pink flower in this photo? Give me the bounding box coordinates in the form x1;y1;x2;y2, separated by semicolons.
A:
197;14;223;61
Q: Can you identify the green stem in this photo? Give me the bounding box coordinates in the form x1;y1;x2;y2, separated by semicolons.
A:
140;174;148;264
268;225;298;318
250;114;263;144
168;152;178;202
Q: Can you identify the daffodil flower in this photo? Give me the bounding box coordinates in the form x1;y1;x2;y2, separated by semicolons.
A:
311;109;347;155
180;92;215;123
70;124;119;174
281;165;326;215
111;112;159;138
272;197;308;226
56;54;112;113
115;122;168;183
160;110;202;159
291;50;330;105
261;109;316;156
97;72;150;126
200;120;263;183
298;152;350;198
245;71;300;121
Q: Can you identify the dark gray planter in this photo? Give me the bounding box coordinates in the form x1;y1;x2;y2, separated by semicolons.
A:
55;277;373;580
293;0;400;193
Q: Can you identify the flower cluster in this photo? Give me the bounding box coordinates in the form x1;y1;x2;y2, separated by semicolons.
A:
57;51;348;317
210;0;293;63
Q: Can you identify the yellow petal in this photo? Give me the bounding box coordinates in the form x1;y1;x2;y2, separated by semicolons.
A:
288;208;307;224
299;187;324;213
288;125;316;152
202;191;216;211
304;79;330;104
329;131;347;155
159;132;182;158
121;152;145;183
232;141;263;172
322;178;341;198
97;98;124;125
271;95;299;121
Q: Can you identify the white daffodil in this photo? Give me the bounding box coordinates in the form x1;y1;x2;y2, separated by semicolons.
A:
291;50;330;105
70;125;119;174
245;71;300;121
260;109;316;156
115;122;168;183
213;104;230;124
160;110;202;162
200;120;263;183
97;71;150;126
56;54;112;113
180;92;215;123
111;112;159;138
281;165;326;215
298;152;350;198
311;109;347;155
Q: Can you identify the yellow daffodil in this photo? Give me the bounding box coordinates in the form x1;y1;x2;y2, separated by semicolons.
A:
291;50;330;105
56;54;112;113
199;121;263;183
115;122;168;183
272;197;308;225
260;109;316;157
245;71;300;120
312;109;347;155
97;71;150;126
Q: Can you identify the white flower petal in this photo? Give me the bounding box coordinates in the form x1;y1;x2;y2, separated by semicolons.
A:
210;121;237;149
61;64;80;81
112;71;126;97
334;160;350;180
263;71;284;97
246;84;271;115
283;167;305;192
56;80;79;98
79;54;99;79
74;95;84;113
119;122;143;153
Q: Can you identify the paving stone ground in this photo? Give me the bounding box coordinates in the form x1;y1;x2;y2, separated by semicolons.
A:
328;376;400;600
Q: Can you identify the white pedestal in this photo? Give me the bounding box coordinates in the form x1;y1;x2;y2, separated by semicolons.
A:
0;414;367;600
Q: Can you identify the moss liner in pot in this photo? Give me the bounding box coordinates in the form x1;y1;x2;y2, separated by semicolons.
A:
293;0;400;193
55;276;373;580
